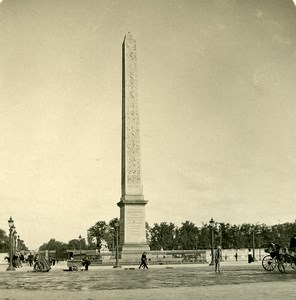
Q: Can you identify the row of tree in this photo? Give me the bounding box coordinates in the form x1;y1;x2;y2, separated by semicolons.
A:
37;219;296;256
0;229;28;253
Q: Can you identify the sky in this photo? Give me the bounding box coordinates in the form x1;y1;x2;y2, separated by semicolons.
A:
0;0;296;250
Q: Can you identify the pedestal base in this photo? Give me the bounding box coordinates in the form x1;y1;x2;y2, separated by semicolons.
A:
120;243;150;260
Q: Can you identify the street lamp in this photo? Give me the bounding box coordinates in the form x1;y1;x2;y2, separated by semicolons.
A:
78;235;82;253
17;235;20;252
195;235;198;250
219;226;222;249
7;217;15;271
113;221;121;268
172;233;176;250
251;225;255;262
13;230;17;256
209;217;215;266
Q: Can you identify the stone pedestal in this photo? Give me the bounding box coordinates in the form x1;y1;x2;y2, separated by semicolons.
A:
117;199;149;258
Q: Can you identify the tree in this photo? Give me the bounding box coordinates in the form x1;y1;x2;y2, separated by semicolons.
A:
149;222;176;250
38;238;68;260
68;238;86;251
0;229;9;252
178;221;199;250
106;218;120;251
88;221;109;251
198;223;210;249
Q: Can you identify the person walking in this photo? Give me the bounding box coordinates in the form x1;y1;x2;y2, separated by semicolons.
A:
214;246;222;273
248;248;253;263
139;251;148;269
28;252;34;267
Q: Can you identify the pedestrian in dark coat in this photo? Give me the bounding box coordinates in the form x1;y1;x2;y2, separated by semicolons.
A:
139;252;148;269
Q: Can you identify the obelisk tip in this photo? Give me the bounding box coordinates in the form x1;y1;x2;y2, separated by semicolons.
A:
124;32;136;41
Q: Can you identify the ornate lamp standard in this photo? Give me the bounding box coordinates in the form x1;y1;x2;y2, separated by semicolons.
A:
78;235;82;253
209;217;215;266
13;230;17;255
7;217;15;271
195;235;198;250
251;225;255;262
17;235;20;252
113;221;121;268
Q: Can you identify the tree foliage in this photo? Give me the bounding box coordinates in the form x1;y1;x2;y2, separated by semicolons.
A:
33;219;296;257
87;221;109;251
0;229;28;253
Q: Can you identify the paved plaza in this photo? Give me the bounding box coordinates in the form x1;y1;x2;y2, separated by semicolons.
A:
0;260;295;299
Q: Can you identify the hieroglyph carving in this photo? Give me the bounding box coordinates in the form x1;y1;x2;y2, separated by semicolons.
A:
124;37;142;194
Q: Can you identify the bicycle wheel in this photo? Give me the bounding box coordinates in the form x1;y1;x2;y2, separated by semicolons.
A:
262;255;276;271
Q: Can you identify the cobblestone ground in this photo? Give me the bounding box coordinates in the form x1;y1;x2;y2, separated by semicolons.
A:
0;261;295;299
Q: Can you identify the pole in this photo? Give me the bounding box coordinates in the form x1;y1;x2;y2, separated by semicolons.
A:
116;228;119;264
113;222;121;268
211;228;214;265
252;229;255;262
17;235;20;252
210;226;214;265
209;218;215;266
13;233;17;255
7;226;15;271
112;239;114;257
78;235;82;254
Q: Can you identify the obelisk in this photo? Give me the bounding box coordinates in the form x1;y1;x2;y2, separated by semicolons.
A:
117;32;149;257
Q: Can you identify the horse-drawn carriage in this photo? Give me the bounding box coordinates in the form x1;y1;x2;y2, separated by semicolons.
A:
262;243;296;273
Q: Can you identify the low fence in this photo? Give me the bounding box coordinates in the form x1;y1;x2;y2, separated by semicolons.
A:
206;248;266;262
98;248;267;265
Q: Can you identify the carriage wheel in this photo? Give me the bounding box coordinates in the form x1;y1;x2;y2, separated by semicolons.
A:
72;265;78;271
262;255;276;271
290;260;296;270
277;260;286;273
277;255;286;274
34;261;45;272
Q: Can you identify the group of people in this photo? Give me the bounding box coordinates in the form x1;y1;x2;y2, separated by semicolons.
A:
5;253;24;268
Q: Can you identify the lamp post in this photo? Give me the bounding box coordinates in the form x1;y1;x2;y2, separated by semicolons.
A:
172;233;176;250
113;221;121;268
7;217;15;271
251;226;255;262
209;217;215;266
195;235;198;250
17;235;20;252
13;230;17;255
78;235;82;253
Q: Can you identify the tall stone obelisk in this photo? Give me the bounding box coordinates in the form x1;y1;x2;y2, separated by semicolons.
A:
117;32;149;257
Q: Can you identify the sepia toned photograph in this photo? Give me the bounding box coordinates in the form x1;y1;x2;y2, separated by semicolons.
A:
0;0;296;299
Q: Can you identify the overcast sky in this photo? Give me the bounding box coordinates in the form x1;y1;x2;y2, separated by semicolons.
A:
0;0;296;250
